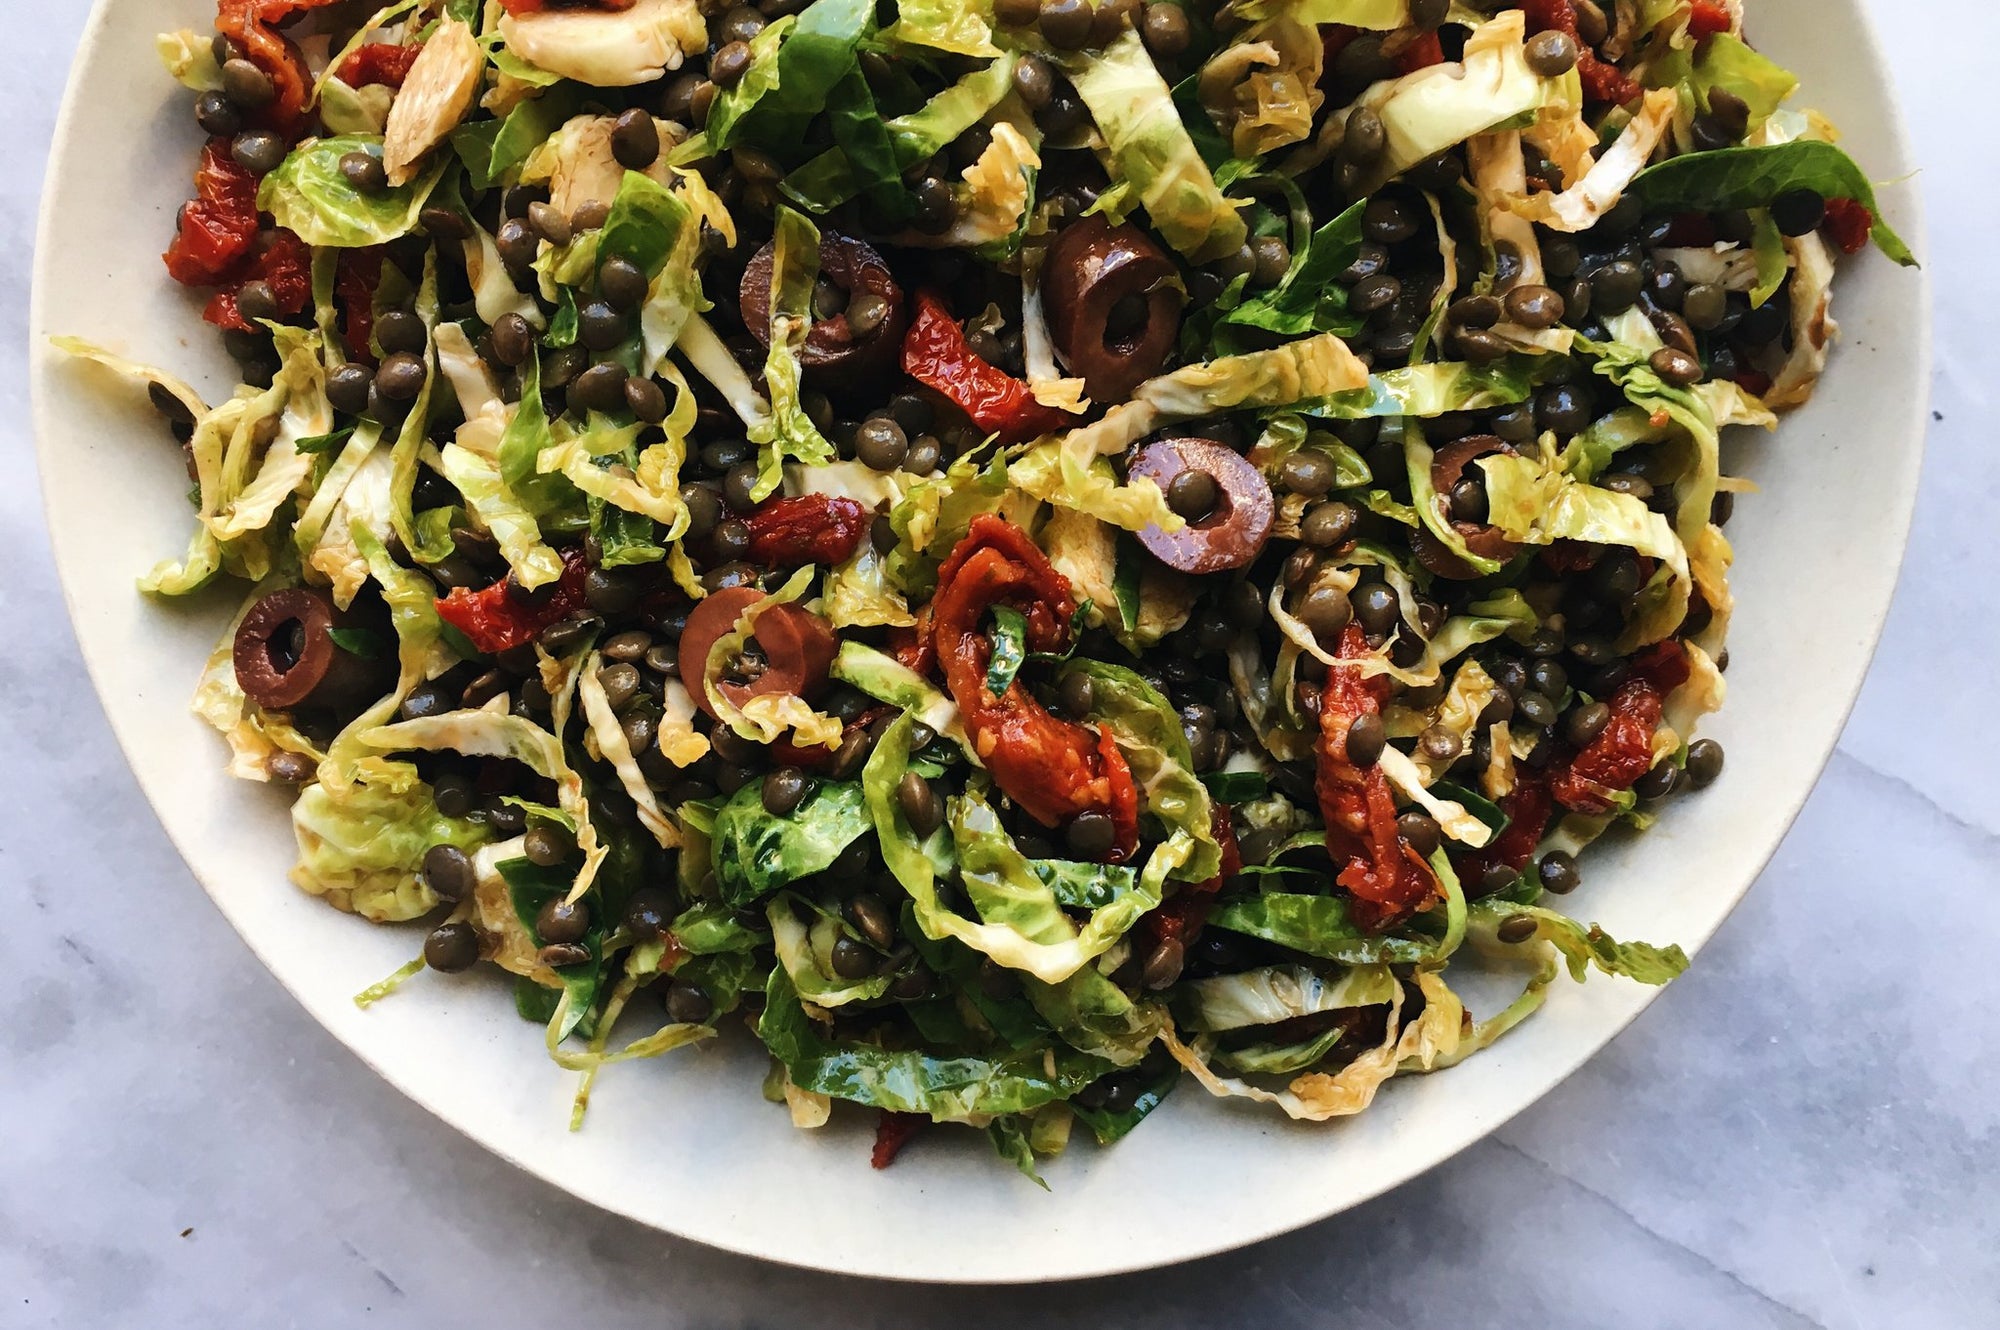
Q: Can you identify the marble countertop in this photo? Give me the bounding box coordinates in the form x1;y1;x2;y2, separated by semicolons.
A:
7;3;1994;1325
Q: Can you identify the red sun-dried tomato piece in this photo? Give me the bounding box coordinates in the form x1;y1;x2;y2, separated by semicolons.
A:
743;494;870;568
337;41;424;89
1823;198;1874;255
164;139;261;288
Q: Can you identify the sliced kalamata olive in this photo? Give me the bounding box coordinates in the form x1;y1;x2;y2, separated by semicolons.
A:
739;232;906;384
678;586;839;721
233;587;390;712
1128;438;1274;574
1044;217;1183;403
1429;433;1523;565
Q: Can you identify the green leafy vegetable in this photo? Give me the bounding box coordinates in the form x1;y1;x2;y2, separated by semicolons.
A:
1028;858;1139;910
258;135;444;248
291;776;488;923
1210;886;1458;965
1051;29;1247;263
709;778;872;907
705;0;874;155
451;84;585;190
1062;660;1222;882
1216;198;1363;347
749;206;838;500
1628;141;1915;265
1201;769;1269;803
1180;963;1398;1032
985;605;1028;697
1649;32;1796;137
758;967;1112;1121
498;854;603;1040
325;626;389;658
1303;358;1546;419
1069;1056;1180;1144
1473;902;1689;984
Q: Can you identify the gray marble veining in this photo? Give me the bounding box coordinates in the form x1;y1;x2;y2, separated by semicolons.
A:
6;3;1994;1326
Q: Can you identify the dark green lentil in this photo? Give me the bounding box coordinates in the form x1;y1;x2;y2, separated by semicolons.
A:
665;982;714;1024
220;57;276;107
1564;701;1612;747
1302;501;1360;548
1504;284;1566;329
424;923;480;973
1353;582;1401;638
1141;939;1185;990
1634;760;1681;801
422;844;475;902
1524;29;1578;76
569;362;630;414
762;767;811;817
195;89;242;137
1450;294;1502;329
1397;810;1442;858
1066;809;1117;858
524;824;576;867
230;130;286;175
1038;0;1094;48
624;376;669;424
1344;713;1386;766
339;150;387;195
898;772;944;836
611;108;661;170
1538;850;1580;894
527;200;572;247
829;937;876;980
1685;738;1725;788
1167;470;1219;521
855;417;909;471
599;256;650;310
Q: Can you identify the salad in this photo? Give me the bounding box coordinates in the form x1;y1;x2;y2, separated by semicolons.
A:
63;0;1910;1180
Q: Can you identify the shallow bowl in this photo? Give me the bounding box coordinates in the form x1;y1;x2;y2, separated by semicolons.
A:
29;0;1928;1283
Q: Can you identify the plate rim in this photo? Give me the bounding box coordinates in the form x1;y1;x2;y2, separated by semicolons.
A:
27;0;1932;1283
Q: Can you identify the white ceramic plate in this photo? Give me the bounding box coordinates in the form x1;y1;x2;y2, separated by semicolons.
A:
30;0;1927;1283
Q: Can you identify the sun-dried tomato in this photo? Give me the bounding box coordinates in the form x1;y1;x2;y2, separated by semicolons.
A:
1397;31;1445;74
435;548;590;654
1492;775;1556;873
1629;638;1692;693
1551;643;1688;815
887;610;936;676
1730;367;1772;397
1317;623;1438;931
1823;198;1874;255
1684;0;1733;40
203;228;312;331
336;41;423;89
164;140;261;288
902;292;1077;447
931;516;1138;861
335;247;386;365
744;494;870;568
1520;0;1642;107
871;1111;925;1169
1537;540;1601;576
